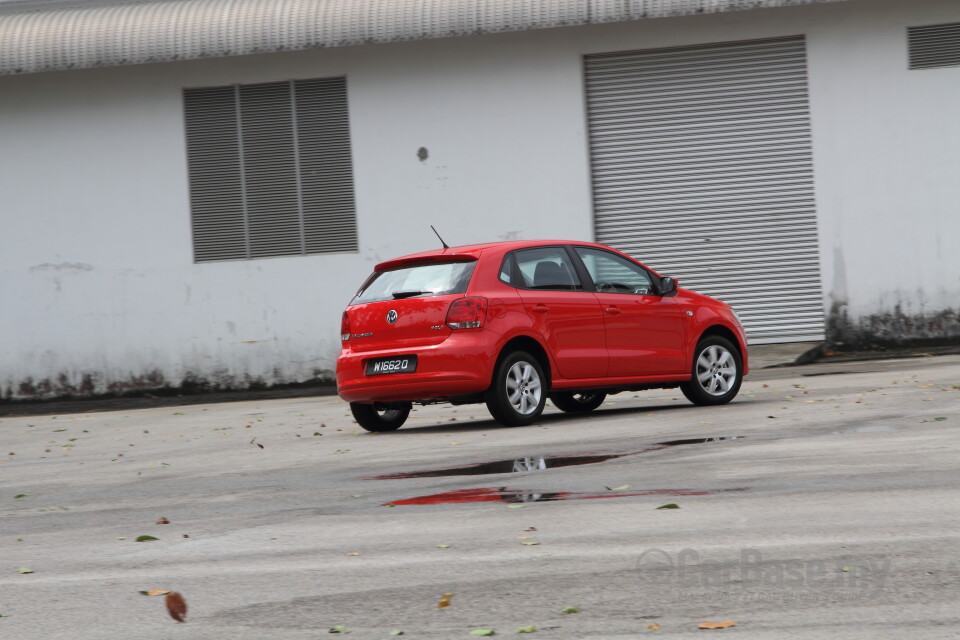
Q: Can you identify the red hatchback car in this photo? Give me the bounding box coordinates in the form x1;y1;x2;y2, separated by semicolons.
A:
337;240;748;431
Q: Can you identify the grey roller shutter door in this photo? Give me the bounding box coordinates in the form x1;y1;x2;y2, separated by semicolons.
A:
586;36;825;344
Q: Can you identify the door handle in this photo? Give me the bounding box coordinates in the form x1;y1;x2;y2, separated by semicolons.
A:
532;304;549;313
604;306;621;315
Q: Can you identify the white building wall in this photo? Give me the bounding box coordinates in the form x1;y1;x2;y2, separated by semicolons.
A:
804;0;960;344
2;0;958;398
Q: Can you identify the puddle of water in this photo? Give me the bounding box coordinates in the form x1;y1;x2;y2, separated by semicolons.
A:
800;371;865;377
369;453;633;480
385;486;750;506
369;439;742;480
657;436;742;446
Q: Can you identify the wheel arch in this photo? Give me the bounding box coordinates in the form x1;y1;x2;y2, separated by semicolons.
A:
493;335;552;390
697;324;745;359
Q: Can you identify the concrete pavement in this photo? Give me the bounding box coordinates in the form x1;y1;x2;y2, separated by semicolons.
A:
1;354;959;639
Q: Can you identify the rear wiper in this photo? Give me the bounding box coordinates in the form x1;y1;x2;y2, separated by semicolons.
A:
391;290;432;299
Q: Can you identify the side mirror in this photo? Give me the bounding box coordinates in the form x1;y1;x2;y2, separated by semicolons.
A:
659;277;678;296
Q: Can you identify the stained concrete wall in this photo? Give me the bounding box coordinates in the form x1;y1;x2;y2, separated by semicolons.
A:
2;0;958;399
804;0;960;347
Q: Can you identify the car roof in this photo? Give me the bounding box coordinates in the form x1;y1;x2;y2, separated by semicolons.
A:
374;239;603;271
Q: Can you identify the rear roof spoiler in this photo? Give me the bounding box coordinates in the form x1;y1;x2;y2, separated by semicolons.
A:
375;253;479;272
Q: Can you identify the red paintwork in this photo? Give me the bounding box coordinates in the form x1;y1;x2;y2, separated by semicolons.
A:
594;291;687;376
374;252;478;271
515;286;608;378
337;240;748;404
385;486;751;506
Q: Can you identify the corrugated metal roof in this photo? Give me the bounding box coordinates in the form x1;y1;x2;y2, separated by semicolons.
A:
0;0;847;76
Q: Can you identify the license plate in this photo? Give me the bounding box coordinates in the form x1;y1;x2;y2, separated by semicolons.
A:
365;355;418;376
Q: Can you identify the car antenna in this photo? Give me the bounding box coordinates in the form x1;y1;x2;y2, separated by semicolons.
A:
430;225;450;249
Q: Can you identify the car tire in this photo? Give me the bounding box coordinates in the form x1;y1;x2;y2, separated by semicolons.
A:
485;350;547;426
350;403;411;432
680;336;743;406
550;391;606;413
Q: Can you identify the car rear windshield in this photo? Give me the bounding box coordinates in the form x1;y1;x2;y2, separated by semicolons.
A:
351;260;477;304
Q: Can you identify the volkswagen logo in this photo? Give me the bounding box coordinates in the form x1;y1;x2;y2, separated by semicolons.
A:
386;309;398;324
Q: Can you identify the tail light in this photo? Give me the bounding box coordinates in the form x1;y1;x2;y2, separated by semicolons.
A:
446;297;487;330
340;311;351;342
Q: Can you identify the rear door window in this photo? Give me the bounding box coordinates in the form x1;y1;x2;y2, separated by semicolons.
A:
352;261;476;304
505;247;582;291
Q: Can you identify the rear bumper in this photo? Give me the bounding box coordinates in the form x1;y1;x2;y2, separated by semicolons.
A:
336;333;495;403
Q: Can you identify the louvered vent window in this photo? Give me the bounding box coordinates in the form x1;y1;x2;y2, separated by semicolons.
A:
184;77;358;262
908;22;960;70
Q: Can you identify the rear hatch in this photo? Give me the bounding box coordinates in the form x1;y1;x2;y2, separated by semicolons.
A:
344;259;477;353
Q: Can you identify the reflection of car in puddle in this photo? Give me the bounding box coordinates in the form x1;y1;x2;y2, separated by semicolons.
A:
501;487;558;503
511;456;548;473
369;439;744;480
657;436;740;446
507;458;550;501
369;453;624;479
377;440;751;506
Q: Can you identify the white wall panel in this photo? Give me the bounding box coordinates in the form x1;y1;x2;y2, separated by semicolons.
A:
0;34;595;397
2;0;959;397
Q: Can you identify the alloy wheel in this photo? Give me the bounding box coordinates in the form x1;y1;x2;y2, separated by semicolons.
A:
505;361;543;415
695;344;737;396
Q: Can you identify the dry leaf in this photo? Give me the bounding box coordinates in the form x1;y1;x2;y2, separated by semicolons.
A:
346;552;360;556
166;591;187;623
450;442;464;445
524;527;537;532
156;517;170;525
698;621;735;630
438;592;453;609
648;623;661;630
146;589;170;596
